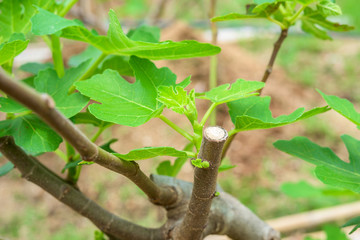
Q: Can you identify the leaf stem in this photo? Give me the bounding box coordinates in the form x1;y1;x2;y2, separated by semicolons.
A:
288;4;307;24
54;149;67;161
91;125;106;142
50;35;65;78
221;129;237;159
69;52;107;93
12;110;33;119
259;28;288;92
41;36;52;48
59;0;79;17
184;151;196;158
266;17;287;29
200;102;217;126
159;115;193;142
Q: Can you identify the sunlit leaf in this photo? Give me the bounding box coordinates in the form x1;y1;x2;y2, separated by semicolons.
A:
318;90;360;126
228;96;329;132
31;8;220;60
76;56;179;126
113;147;189;161
0;115;62;154
198;79;264;104
274;135;360;193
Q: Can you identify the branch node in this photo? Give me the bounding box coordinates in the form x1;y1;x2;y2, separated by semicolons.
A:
22;165;36;180
105;214;115;232
79;198;92;214
41;93;56;109
82;146;99;162
58;184;71;200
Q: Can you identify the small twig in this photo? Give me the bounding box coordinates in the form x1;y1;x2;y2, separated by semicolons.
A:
259;28;289;92
221;28;289;159
173;126;228;240
0;71;176;206
0;136;165;240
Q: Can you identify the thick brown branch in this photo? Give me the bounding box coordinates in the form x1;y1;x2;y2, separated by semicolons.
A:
173;127;228;240
0;71;176;206
152;175;281;240
0;136;165;240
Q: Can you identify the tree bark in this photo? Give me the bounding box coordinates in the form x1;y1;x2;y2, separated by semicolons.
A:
173;127;227;240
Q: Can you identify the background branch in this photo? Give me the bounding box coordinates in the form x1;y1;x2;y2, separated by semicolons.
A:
0;71;176;206
0;136;165;240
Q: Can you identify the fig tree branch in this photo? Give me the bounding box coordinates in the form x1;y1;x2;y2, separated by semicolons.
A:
0;71;176;206
173;126;228;240
0;136;164;240
260;28;289;93
152;174;281;240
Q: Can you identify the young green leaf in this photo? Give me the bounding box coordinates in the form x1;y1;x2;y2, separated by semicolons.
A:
98;56;134;77
76;56;179;126
191;159;203;168
274;135;360;194
127;25;160;43
34;61;90;118
20;62;53;75
343;216;360;234
296;0;318;4
31;6;84;35
62;160;82;173
0;115;62;154
0;161;14;177
0;0;60;44
317;0;342;17
31;8;220;60
156;143;194;177
228;96;330;132
252;2;280;15
323;225;349;240
156;161;174;176
157;86;188;114
212;13;263;22
300;7;354;40
68;46;103;67
70;111;112;127
113;147;190;161
218;164;236;173
318;90;360;126
198;79;264;104
0;97;29;113
0;33;29;72
100;139;118;153
281;180;323;198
